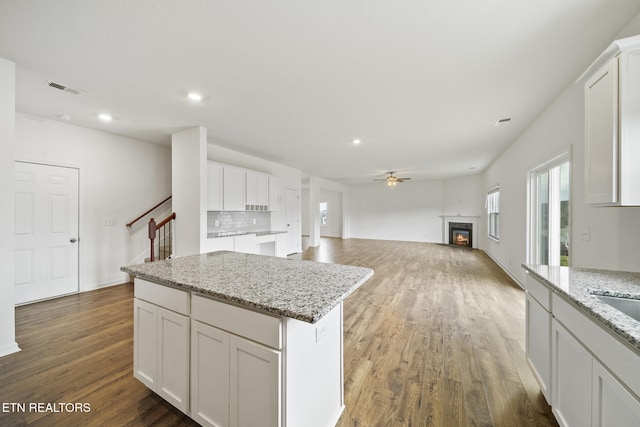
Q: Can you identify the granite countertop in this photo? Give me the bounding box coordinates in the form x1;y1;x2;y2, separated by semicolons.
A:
122;251;373;323
207;230;287;238
522;264;640;352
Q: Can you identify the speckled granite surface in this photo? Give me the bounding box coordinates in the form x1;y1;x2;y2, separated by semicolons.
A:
523;264;640;352
122;251;374;323
207;230;287;238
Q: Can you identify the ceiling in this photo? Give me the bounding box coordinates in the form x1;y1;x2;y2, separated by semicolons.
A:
1;1;639;184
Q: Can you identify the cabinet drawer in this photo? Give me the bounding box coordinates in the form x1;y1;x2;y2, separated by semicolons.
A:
192;294;282;349
135;278;189;316
526;274;552;311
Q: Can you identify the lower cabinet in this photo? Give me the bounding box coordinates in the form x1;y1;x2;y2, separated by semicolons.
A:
525;292;551;402
525;272;640;427
592;361;640;427
551;319;592;427
134;298;190;414
191;320;281;427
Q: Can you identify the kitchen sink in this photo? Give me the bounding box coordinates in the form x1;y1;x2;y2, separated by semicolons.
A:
596;295;640;322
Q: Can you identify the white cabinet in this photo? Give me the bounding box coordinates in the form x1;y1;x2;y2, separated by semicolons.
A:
551;319;592;427
207;162;223;211
526;272;640;427
246;171;269;211
526;293;551;402
207;161;280;211
229;335;281;427
583;36;640;205
268;176;280;211
233;234;257;254
133;279;189;413
525;274;552;402
191;320;230;427
592;361;640;427
191;294;282;427
275;233;287;258
223;165;246;211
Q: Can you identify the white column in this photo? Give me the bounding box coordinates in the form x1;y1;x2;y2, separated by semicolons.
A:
308;176;321;247
171;127;208;257
0;57;19;357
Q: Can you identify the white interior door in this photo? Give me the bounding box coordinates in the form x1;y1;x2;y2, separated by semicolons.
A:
14;161;79;305
285;189;300;255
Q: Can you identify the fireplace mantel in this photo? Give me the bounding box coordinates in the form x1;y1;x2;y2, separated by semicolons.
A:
439;215;480;249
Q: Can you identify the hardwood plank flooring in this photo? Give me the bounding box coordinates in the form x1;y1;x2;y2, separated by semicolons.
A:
0;238;557;426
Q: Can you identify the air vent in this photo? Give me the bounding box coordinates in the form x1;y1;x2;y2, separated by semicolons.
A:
494;117;512;127
46;80;85;95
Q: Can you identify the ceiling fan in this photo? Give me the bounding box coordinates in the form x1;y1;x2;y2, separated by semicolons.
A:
374;172;411;187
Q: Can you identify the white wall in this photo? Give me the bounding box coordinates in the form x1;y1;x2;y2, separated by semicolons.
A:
0;58;18;357
481;16;640;284
301;188;310;235
346;174;482;244
319;188;343;238
15;113;172;290
348;180;444;243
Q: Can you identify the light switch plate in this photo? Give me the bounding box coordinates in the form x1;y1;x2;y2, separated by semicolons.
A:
103;217;117;226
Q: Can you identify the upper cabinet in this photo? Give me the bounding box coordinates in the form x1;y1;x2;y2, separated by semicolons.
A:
581;35;640;206
207;161;280;211
245;170;269;211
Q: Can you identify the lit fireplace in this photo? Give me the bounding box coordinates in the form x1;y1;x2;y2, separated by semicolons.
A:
449;222;473;248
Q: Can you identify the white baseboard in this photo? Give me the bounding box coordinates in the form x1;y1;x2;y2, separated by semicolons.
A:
482;250;525;289
0;342;21;358
82;276;131;292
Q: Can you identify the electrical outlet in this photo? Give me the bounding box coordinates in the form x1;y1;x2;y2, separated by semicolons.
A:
103;217;117;226
581;227;590;241
214;220;220;227
253;218;257;225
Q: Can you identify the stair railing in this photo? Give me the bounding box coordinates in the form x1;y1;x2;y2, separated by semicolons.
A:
149;212;176;262
126;195;172;228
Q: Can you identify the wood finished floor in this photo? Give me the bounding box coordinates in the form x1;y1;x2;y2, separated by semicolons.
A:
0;238;558;426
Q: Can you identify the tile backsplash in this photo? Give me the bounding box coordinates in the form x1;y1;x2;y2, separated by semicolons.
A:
207;211;271;234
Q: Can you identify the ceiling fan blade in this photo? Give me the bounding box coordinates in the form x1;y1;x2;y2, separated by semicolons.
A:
397;177;411;181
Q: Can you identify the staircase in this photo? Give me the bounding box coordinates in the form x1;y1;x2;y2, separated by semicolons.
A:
126;196;176;262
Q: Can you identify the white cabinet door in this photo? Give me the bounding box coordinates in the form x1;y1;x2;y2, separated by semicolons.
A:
223;166;246;211
134;298;158;390
207;162;223;211
134;298;189;414
246;171;269;210
230;335;281;427
206;236;234;253
526;293;551;402
268;176;279;211
191;321;230;427
234;234;257;254
552;319;592;427
592;361;640;427
275;233;287;258
585;57;618;205
157;307;190;414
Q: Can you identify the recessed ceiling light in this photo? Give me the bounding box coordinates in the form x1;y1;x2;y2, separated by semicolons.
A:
188;92;203;101
468;167;477;170
57;114;71;121
352;139;361;145
98;113;113;122
495;117;512;127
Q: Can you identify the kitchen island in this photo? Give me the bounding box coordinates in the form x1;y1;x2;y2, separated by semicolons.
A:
121;251;374;427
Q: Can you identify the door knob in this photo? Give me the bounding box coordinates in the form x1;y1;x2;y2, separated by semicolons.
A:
70;238;77;243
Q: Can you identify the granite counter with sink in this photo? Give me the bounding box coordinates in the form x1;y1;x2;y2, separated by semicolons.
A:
522;264;640;352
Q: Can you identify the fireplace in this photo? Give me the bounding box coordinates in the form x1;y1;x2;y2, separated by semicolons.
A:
449;222;473;248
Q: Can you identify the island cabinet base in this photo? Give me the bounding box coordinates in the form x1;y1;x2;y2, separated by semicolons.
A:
133;278;345;427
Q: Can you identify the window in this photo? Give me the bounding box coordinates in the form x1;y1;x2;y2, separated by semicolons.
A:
319;202;327;226
529;156;570;266
487;187;500;241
